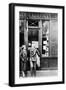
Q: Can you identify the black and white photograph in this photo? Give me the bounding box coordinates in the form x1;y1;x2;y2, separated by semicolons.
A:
19;12;58;78
9;3;64;86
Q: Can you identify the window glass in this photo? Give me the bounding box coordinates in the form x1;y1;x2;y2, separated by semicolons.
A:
50;20;58;57
28;19;39;27
42;21;49;56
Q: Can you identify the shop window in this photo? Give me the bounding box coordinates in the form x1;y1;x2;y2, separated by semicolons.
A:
42;21;49;57
42;20;58;57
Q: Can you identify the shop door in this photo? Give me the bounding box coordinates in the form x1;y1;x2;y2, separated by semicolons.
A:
28;28;39;48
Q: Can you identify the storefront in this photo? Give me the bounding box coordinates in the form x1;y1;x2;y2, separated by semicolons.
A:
19;12;58;70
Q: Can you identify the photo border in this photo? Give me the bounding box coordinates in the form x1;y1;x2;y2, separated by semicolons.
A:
9;3;65;87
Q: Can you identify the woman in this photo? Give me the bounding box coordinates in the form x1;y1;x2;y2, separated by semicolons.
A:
30;46;37;77
36;48;40;68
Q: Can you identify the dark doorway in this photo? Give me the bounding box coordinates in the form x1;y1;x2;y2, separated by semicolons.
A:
28;28;38;43
19;32;24;47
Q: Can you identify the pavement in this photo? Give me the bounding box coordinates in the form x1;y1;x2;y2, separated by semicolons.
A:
27;70;58;77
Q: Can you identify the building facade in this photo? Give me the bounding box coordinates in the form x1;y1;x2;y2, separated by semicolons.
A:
19;12;58;70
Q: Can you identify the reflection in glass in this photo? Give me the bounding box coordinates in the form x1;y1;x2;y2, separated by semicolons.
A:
42;21;49;56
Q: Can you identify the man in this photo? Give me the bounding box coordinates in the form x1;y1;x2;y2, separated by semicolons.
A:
20;45;27;77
